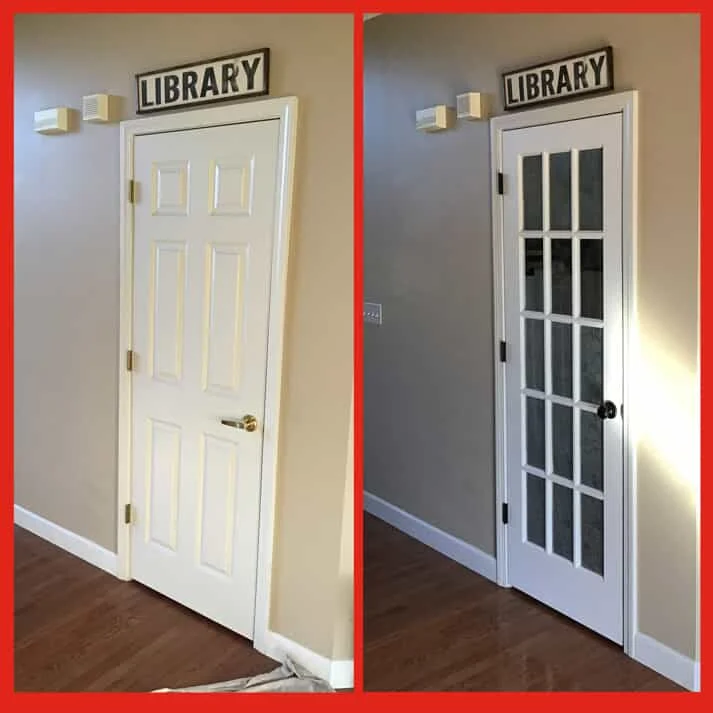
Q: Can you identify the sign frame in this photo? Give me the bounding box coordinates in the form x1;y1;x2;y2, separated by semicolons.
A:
135;47;270;115
501;46;614;112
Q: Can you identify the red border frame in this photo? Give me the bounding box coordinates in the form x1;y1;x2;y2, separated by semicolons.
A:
353;10;365;697
3;1;707;706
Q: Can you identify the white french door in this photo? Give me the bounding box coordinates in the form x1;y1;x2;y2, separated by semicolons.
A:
502;112;625;644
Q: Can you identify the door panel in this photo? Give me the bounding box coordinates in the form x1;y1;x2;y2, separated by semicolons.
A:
130;119;280;639
503;113;624;644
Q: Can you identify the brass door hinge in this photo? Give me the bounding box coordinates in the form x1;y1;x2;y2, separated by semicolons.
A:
126;349;136;372
124;503;132;525
128;179;137;204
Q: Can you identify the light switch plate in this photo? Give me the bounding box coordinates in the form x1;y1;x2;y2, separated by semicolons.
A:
364;302;382;325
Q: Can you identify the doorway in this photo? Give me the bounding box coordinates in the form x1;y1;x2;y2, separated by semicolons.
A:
115;97;298;648
491;91;638;651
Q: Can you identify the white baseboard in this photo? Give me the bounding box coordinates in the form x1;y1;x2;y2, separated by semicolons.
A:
255;630;353;689
14;504;118;577
364;491;497;582
633;631;700;691
328;658;354;690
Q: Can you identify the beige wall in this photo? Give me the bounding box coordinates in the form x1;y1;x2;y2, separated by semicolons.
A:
364;13;699;660
14;13;353;661
333;386;354;661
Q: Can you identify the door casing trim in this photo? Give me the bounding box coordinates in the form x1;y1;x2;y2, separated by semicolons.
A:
489;90;639;656
116;96;299;657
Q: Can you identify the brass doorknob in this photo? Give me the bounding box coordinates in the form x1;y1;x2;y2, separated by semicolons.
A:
220;415;258;432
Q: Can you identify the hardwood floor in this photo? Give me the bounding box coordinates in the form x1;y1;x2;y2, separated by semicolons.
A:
364;514;684;692
14;526;276;692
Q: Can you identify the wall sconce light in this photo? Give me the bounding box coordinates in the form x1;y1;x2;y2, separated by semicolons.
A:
82;94;122;123
456;92;489;120
34;107;73;134
415;105;452;132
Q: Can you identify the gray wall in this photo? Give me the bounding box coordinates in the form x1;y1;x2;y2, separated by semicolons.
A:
15;12;353;661
364;13;699;660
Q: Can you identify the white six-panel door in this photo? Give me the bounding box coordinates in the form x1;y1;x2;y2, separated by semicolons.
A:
130;119;280;639
502;113;625;644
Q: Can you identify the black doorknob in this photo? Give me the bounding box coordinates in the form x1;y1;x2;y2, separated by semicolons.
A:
597;401;617;420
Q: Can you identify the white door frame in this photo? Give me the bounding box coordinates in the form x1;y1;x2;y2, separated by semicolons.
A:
115;95;299;656
490;90;639;655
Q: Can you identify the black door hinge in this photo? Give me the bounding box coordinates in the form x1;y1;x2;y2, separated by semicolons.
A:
499;340;507;363
502;503;509;525
497;172;504;195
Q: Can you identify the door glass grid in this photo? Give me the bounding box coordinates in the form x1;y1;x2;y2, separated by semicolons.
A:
519;150;605;576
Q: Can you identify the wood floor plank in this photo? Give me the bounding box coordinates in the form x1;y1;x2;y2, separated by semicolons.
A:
363;514;684;692
14;526;275;692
